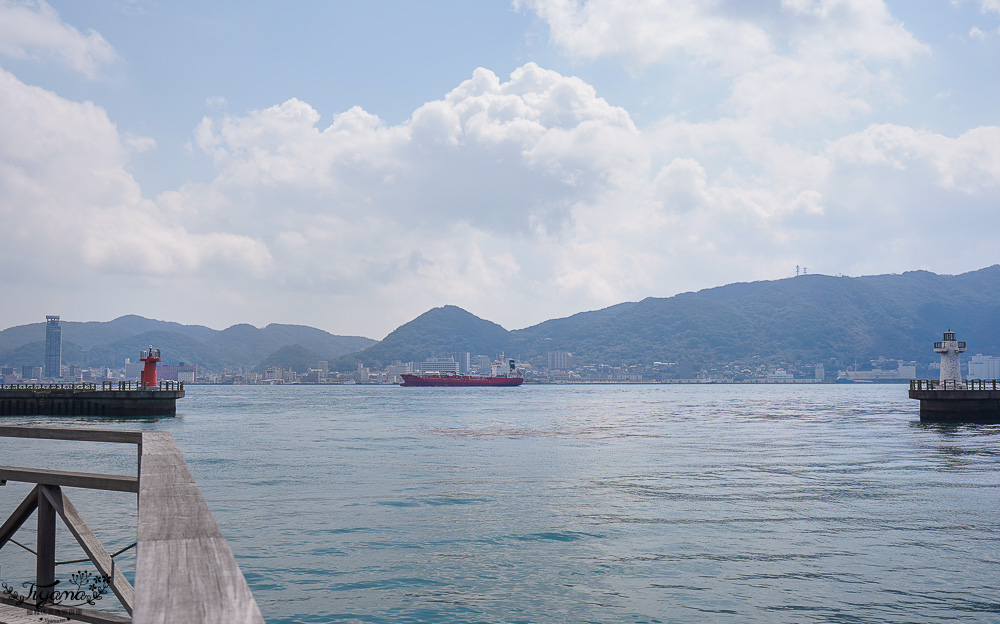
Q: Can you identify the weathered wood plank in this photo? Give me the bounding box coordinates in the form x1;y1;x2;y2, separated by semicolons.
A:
0;426;143;445
0;484;39;549
133;431;263;623
40;486;135;616
134;538;262;624
136;455;221;541
0;466;138;493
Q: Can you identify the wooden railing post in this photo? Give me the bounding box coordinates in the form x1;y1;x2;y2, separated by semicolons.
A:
36;485;58;604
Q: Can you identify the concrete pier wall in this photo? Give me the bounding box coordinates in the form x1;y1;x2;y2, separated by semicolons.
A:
0;387;183;417
909;387;1000;423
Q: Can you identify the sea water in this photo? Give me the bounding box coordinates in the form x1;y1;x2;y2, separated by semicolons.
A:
1;384;998;623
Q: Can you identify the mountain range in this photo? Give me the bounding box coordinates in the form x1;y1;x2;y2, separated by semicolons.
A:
0;315;374;372
331;266;1000;371
3;266;998;373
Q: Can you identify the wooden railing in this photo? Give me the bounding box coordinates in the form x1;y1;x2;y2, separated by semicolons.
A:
910;379;1000;391
0;426;262;623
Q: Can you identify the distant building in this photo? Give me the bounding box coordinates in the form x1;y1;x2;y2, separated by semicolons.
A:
125;358;143;381
22;365;42;380
472;355;491;374
159;364;198;382
968;354;1000;379
420;357;459;373
354;362;370;383
767;368;795;381
301;369;324;383
44;315;61;379
846;363;916;381
385;362;412;384
814;364;825;381
446;352;471;374
547;351;573;370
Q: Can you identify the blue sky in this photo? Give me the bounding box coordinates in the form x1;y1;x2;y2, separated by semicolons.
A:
2;1;1000;339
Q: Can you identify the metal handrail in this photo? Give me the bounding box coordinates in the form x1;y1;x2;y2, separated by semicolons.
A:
1;381;183;392
0;382;96;391
910;379;1000;391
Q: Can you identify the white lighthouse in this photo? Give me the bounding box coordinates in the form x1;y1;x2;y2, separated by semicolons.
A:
933;330;966;386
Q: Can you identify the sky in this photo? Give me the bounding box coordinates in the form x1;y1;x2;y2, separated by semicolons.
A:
1;0;999;339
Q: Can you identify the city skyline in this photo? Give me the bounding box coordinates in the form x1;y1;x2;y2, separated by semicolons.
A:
2;1;1000;338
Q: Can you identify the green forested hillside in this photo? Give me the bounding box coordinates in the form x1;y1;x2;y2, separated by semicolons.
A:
330;305;512;370
509;267;1000;366
332;266;1000;371
0;316;375;371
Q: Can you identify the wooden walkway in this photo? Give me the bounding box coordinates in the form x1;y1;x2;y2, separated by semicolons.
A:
0;426;263;623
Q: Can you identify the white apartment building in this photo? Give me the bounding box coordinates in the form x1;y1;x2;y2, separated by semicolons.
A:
968;354;1000;379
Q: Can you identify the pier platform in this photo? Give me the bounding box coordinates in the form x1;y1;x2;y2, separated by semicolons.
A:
0;426;262;623
909;380;1000;423
0;382;184;418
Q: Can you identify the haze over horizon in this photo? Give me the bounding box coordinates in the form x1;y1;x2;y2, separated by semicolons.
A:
2;1;999;338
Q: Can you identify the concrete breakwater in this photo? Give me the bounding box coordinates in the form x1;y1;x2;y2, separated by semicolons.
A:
908;379;1000;423
0;381;184;417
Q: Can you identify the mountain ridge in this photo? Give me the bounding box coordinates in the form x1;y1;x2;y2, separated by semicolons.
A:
333;266;1000;371
3;266;999;373
0;316;375;371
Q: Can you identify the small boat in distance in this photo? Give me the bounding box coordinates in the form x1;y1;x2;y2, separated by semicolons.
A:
400;357;524;387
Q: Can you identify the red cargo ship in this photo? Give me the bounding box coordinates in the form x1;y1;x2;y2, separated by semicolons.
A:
400;357;523;387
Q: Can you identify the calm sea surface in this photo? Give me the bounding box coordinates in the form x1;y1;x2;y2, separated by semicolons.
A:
2;384;999;623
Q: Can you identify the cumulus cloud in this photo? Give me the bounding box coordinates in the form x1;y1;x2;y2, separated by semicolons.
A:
0;0;118;78
0;66;271;287
519;0;928;127
154;60;1000;334
2;0;998;337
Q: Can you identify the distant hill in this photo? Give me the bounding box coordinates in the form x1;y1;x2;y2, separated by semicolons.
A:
331;266;1000;371
0;316;375;371
508;266;1000;367
259;344;325;373
330;305;512;370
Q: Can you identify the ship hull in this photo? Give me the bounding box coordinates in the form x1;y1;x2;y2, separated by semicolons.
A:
400;373;523;387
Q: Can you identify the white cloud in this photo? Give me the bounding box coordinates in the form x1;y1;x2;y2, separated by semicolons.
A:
0;0;118;78
0;66;271;285
163;61;1000;334
4;42;1000;336
969;25;987;38
519;0;928;127
979;0;1000;14
827;124;1000;193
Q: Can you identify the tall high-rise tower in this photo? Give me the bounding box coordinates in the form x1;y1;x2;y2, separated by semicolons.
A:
44;315;62;379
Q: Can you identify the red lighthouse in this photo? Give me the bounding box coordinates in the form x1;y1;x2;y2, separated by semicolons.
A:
139;346;161;388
